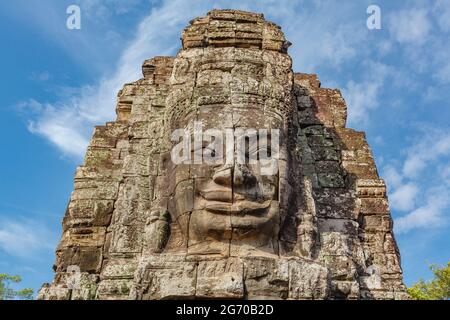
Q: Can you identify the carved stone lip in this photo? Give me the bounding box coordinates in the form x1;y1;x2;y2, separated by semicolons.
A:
200;189;233;202
199;188;263;202
204;200;271;215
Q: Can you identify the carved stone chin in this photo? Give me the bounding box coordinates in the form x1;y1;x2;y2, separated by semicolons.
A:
39;9;408;300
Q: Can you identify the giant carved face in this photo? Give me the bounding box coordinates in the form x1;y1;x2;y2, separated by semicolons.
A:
168;104;290;258
164;44;294;258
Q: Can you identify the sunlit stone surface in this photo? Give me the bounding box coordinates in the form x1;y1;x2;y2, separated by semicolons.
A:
39;9;408;300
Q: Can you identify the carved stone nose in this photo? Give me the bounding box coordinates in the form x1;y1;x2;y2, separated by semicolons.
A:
212;164;251;187
213;166;232;186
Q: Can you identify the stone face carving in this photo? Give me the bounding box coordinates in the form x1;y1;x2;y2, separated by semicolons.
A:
38;9;408;300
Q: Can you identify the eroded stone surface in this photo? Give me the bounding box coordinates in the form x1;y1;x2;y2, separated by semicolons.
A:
39;9;407;300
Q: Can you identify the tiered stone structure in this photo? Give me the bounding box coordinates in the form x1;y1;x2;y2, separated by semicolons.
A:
39;9;407;300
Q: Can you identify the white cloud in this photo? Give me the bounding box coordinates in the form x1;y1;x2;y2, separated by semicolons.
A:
402;130;450;178
395;187;449;233
344;80;381;125
383;165;403;190
0;218;56;258
388;8;431;44
28;111;90;158
390;183;419;212
343;61;391;125
17;99;45;114
402;156;425;179
292;23;361;71
275;1;365;72
386;128;450;233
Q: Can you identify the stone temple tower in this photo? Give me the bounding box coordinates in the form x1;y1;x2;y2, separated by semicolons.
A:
39;9;408;300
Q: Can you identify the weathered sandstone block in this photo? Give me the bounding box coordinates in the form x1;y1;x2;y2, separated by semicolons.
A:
39;9;407;300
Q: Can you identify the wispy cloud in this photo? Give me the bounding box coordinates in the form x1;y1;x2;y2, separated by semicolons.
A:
384;127;450;234
384;1;450;98
29;71;51;82
395;186;449;233
402;129;450;178
0;217;57;259
343;61;392;126
388;8;431;45
390;183;419;212
383;164;404;190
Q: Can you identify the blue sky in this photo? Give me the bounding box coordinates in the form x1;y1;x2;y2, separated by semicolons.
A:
0;0;449;296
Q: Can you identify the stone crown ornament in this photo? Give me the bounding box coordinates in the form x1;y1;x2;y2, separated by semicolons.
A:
39;9;408;300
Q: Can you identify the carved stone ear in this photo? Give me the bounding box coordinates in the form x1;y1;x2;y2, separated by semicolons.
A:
146;210;171;254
